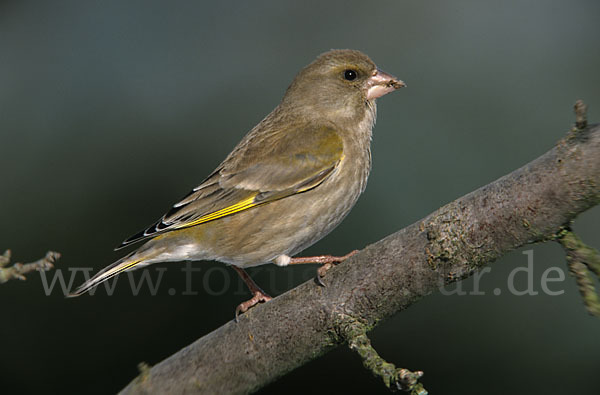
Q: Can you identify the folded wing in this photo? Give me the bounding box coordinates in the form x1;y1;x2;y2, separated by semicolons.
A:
116;122;344;249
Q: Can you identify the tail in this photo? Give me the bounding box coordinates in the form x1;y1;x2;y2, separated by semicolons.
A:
68;253;147;297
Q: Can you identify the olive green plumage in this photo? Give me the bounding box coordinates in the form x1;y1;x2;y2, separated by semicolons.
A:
71;49;404;296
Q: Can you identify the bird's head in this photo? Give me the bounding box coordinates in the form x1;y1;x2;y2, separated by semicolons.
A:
281;49;405;123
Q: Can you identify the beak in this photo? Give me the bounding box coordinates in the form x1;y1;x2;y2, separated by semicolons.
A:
366;69;406;100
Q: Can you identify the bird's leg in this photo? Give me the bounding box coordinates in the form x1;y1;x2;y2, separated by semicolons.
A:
287;250;359;286
233;266;272;322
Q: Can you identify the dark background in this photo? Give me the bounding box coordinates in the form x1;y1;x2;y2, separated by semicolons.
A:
1;1;599;394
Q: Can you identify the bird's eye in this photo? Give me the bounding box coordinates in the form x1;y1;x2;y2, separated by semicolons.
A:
344;69;358;81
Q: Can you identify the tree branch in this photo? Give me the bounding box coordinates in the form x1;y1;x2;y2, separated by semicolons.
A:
0;250;61;284
120;108;600;394
337;314;426;393
557;230;600;316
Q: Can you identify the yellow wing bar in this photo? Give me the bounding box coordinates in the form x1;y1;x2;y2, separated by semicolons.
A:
174;193;259;229
102;258;142;279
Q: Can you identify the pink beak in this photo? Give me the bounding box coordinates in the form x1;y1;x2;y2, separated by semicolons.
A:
366;69;406;100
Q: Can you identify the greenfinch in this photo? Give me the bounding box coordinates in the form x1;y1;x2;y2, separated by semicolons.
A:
71;49;405;318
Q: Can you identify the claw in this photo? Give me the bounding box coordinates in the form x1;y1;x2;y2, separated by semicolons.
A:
314;273;326;287
232;266;273;321
312;250;359;287
235;291;272;322
315;263;334;286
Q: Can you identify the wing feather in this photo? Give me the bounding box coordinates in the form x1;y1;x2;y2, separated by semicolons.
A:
116;122;344;250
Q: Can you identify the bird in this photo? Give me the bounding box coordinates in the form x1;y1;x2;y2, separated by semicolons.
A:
70;49;405;319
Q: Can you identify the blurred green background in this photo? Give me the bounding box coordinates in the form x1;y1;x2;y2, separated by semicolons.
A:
1;1;599;394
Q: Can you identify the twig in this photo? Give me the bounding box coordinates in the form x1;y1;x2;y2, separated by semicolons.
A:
557;230;600;316
0;250;61;284
337;314;427;394
574;99;588;130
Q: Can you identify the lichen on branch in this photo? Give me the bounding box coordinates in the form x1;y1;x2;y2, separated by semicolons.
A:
557;230;600;316
337;314;427;394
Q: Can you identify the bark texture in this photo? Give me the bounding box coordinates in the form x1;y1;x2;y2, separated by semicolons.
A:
120;122;600;394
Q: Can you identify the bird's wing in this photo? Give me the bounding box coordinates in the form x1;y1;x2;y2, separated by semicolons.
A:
116;123;344;249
